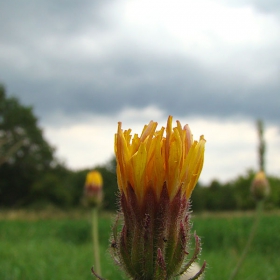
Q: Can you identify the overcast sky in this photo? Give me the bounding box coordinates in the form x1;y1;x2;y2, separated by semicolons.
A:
0;0;279;184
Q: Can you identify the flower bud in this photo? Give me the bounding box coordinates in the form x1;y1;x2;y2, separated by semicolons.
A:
83;170;103;207
111;116;206;279
250;171;270;201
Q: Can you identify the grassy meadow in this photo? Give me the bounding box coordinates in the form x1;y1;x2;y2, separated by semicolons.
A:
0;209;280;280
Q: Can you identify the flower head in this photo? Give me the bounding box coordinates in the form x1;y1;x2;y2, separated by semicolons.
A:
115;115;205;204
111;116;206;279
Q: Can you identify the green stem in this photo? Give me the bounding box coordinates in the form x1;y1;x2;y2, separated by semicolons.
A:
92;207;101;275
228;201;263;280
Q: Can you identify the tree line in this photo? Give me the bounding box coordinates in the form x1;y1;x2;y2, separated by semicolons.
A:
0;84;279;212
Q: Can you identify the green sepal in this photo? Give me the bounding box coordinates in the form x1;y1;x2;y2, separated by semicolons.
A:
153;248;167;280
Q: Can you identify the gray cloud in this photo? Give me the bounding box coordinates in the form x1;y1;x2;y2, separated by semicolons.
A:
0;0;113;38
1;0;280;128
221;0;280;15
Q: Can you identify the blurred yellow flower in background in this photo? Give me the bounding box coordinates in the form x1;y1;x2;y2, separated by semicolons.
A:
84;170;103;207
251;171;270;201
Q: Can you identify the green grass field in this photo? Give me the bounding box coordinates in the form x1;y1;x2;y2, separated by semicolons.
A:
0;209;279;280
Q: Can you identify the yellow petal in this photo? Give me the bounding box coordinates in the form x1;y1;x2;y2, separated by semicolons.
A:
131;142;147;202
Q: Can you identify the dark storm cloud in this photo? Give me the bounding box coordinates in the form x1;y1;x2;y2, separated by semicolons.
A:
0;0;279;127
4;51;279;126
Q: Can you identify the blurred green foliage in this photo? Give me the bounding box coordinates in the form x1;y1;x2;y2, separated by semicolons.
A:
0;85;57;207
1;213;280;280
192;170;280;212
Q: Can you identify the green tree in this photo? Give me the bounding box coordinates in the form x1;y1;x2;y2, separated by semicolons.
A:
266;176;280;208
0;85;57;207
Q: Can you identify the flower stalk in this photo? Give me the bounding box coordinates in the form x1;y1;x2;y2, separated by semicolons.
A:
84;170;103;276
228;200;263;280
229;171;269;280
92;207;101;276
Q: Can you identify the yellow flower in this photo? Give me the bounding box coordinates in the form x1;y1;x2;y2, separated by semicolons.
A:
85;170;103;188
112;116;206;279
84;170;103;207
115;115;205;203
